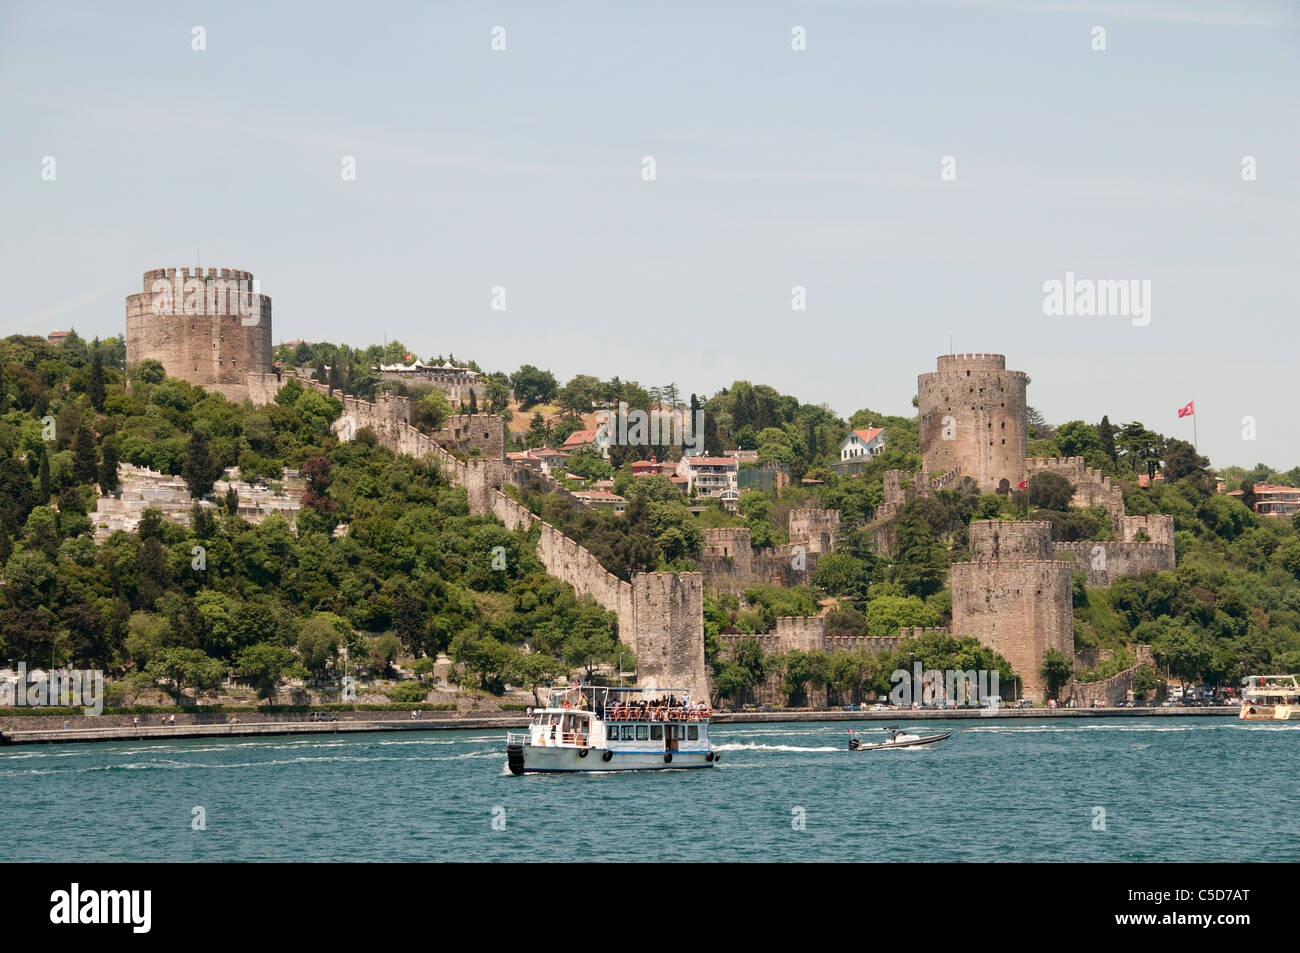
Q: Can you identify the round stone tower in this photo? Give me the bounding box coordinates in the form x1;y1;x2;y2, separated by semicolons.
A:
918;353;1026;494
125;267;272;402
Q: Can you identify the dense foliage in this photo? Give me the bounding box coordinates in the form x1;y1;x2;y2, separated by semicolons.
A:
0;334;626;699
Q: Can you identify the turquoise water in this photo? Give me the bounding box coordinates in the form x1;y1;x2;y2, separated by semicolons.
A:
3;718;1294;862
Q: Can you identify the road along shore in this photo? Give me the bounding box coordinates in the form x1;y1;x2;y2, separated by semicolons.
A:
0;706;1238;745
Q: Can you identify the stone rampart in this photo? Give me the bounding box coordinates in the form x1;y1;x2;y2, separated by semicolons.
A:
1052;540;1174;587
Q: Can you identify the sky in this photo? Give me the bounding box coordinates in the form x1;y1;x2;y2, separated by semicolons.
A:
1;0;1297;469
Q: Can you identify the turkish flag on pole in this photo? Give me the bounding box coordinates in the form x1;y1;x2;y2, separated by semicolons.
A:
1178;401;1194;418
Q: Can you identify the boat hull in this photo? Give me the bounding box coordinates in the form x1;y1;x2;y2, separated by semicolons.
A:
1239;705;1300;721
507;743;716;774
849;732;951;751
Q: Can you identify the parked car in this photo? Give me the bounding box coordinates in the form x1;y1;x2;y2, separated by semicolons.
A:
869;703;888;712
1015;699;1034;708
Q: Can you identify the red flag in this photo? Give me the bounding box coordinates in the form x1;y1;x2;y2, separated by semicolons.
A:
1018;481;1028;490
1178;401;1194;418
404;353;412;363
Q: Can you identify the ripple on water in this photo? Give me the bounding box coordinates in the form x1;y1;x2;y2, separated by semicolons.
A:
2;718;1291;862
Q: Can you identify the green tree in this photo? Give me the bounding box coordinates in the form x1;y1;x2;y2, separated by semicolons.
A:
147;647;225;703
182;431;222;498
511;365;559;407
72;427;99;485
98;439;120;494
1039;648;1071;701
236;643;297;701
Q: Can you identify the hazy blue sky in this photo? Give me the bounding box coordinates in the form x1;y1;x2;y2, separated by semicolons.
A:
2;0;1296;468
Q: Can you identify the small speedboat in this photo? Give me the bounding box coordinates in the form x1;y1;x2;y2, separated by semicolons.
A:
847;726;950;751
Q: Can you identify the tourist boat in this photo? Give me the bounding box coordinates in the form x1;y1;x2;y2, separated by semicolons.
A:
847;726;951;751
505;685;718;774
1239;675;1300;721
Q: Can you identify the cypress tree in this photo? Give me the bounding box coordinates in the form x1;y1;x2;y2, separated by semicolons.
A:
39;446;52;500
72;427;99;485
98;440;120;494
1098;415;1117;465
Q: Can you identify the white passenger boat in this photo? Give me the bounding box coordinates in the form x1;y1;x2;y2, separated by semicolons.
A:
505;685;718;774
1239;675;1300;721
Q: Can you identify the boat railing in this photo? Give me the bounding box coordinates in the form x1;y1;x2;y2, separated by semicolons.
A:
602;706;711;722
505;731;530;746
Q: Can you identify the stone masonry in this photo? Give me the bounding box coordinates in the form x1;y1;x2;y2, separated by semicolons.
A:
700;508;839;595
918;353;1027;494
126;268;272;403
951;520;1075;702
309;374;710;703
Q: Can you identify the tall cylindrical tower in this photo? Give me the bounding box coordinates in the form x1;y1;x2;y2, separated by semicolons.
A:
917;353;1026;493
125;267;272;402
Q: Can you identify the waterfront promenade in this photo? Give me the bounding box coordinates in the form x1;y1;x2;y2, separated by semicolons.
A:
0;705;1237;745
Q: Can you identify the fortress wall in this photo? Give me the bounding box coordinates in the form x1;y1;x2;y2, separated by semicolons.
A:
1025;456;1126;525
700;527;821;594
1071;650;1157;707
433;414;506;459
1120;514;1175;546
897;626;951;640
773;616;826;653
788;508;839;555
315;371;710;698
632;573;708;702
245;371;285;406
967;520;1055;561
1052;540;1174;587
951;559;1075;702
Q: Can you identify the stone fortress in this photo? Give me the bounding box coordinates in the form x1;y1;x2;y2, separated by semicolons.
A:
884;353;1171;699
700;509;839;595
115;266;1170;703
918;352;1027;494
125;267;275;403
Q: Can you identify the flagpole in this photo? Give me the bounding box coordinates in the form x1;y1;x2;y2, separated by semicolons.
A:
1192;399;1198;454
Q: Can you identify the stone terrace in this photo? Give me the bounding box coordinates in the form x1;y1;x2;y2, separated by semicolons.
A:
92;464;303;541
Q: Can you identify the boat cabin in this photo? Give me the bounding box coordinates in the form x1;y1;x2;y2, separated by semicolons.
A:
525;686;712;754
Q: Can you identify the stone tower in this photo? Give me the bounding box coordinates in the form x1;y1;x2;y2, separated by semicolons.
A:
951;520;1074;702
918;353;1026;494
125;267;272;402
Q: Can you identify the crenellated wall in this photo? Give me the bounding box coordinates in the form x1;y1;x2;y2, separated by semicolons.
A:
918;353;1027;493
1070;645;1156;707
126;267;272;403
311;373;710;700
1119;513;1175;546
1025;456;1126;526
968;520;1055;561
951;558;1075;702
787;508;839;555
700;509;839;594
1052;540;1174;587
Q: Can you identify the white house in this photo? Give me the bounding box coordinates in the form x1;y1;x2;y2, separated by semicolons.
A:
674;456;738;498
839;427;886;462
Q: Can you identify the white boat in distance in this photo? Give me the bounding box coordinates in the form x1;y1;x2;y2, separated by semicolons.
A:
847;726;951;751
506;685;718;774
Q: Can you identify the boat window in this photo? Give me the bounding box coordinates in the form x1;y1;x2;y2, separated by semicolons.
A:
618;725;631;741
635;725;649;741
650;725;663;741
688;725;699;740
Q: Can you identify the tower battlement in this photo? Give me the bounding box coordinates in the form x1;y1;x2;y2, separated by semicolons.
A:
125;266;272;403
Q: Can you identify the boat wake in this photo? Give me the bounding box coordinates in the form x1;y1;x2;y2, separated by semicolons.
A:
712;742;840;753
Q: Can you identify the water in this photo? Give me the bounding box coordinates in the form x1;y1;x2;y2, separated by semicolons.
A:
4;718;1295;861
